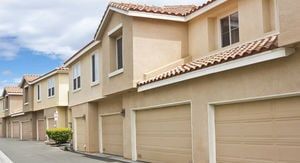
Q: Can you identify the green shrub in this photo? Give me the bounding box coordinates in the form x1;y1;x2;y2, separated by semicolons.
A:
46;128;72;144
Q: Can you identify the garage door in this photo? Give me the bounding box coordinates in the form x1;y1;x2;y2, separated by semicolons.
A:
37;120;46;141
215;97;300;162
21;121;32;140
76;117;86;152
12;122;20;138
0;123;3;137
6;122;10;138
102;114;123;156
48;118;55;129
136;104;192;163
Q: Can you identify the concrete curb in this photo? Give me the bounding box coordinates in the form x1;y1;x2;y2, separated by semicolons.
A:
0;150;13;163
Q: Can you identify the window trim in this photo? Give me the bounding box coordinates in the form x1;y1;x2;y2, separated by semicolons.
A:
47;78;55;98
72;62;81;92
91;53;100;86
218;11;239;48
24;86;29;105
37;84;41;102
115;36;124;70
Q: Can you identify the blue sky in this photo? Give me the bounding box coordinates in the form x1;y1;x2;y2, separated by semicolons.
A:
0;0;204;92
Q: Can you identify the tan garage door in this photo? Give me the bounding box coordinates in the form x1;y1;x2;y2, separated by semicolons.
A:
37;120;46;141
6;122;10;138
22;121;32;140
136;104;192;163
48;118;55;129
102;114;123;156
0;123;3;137
12;122;20;138
76;117;86;152
215;97;300;162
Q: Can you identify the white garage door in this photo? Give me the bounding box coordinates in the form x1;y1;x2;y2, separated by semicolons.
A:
76;117;86;152
22;121;32;140
215;97;300;162
102;114;123;156
136;104;192;163
12;122;20;138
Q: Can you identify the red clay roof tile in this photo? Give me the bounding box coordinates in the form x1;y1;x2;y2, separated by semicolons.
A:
138;35;278;86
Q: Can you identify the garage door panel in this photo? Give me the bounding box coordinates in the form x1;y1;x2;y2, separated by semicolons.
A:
102;114;123;156
136;105;192;163
22;121;32;140
38;120;46;141
215;97;300;163
13;122;20;138
76;117;86;152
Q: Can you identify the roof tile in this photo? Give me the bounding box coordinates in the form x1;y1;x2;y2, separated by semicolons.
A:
4;86;23;94
138;35;278;86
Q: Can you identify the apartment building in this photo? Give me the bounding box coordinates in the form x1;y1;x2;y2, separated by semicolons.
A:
30;67;69;141
64;0;300;162
0;96;4;137
0;86;23;139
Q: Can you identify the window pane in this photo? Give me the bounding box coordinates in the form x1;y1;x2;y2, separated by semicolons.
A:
231;28;239;44
52;87;55;96
77;76;81;89
230;12;239;30
117;38;123;69
92;55;96;82
221;17;229;35
73;79;77;90
48;89;51;97
221;33;230;47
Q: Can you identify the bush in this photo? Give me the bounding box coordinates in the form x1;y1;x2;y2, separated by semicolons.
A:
46;128;72;144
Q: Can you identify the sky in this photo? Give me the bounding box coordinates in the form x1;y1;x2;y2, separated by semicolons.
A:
0;0;205;92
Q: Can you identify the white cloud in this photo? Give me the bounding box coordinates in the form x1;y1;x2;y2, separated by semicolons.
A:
0;0;204;61
1;70;12;76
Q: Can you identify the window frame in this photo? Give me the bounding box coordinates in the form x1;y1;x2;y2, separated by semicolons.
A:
47;78;55;98
91;53;100;86
115;36;123;70
72;62;81;92
219;11;239;48
24;86;29;105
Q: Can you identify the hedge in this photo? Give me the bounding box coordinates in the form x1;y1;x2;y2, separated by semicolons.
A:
46;128;72;144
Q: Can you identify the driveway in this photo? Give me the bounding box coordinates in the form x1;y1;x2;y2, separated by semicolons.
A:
0;138;125;163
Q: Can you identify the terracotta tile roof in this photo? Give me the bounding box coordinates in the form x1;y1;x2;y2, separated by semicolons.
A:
4;86;23;94
138;35;278;86
110;0;216;16
24;74;40;83
30;66;69;84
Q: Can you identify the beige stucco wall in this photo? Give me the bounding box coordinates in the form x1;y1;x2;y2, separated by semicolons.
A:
120;46;300;162
9;95;23;115
33;73;69;111
132;17;188;82
43;107;67;128
188;0;277;59
71;102;99;152
23;83;34;113
277;0;300;46
102;13;134;95
0;98;4;118
68;44;103;107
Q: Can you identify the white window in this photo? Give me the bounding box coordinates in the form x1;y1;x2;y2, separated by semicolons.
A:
220;12;239;47
37;84;41;101
116;36;123;70
48;78;55;97
73;63;81;91
91;53;99;84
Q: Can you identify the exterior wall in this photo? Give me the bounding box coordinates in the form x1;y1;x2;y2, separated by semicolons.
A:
71;102;99;152
33;73;69;110
120;47;300;162
23;84;34;113
9;95;23;115
68;44;103;107
102;13;134;95
0;98;4;118
277;0;300;46
132;17;188;81
43;107;67;128
188;0;277;59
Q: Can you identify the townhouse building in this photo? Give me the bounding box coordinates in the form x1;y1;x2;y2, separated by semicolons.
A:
0;86;24;139
0;97;4;137
64;0;300;163
30;67;69;141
